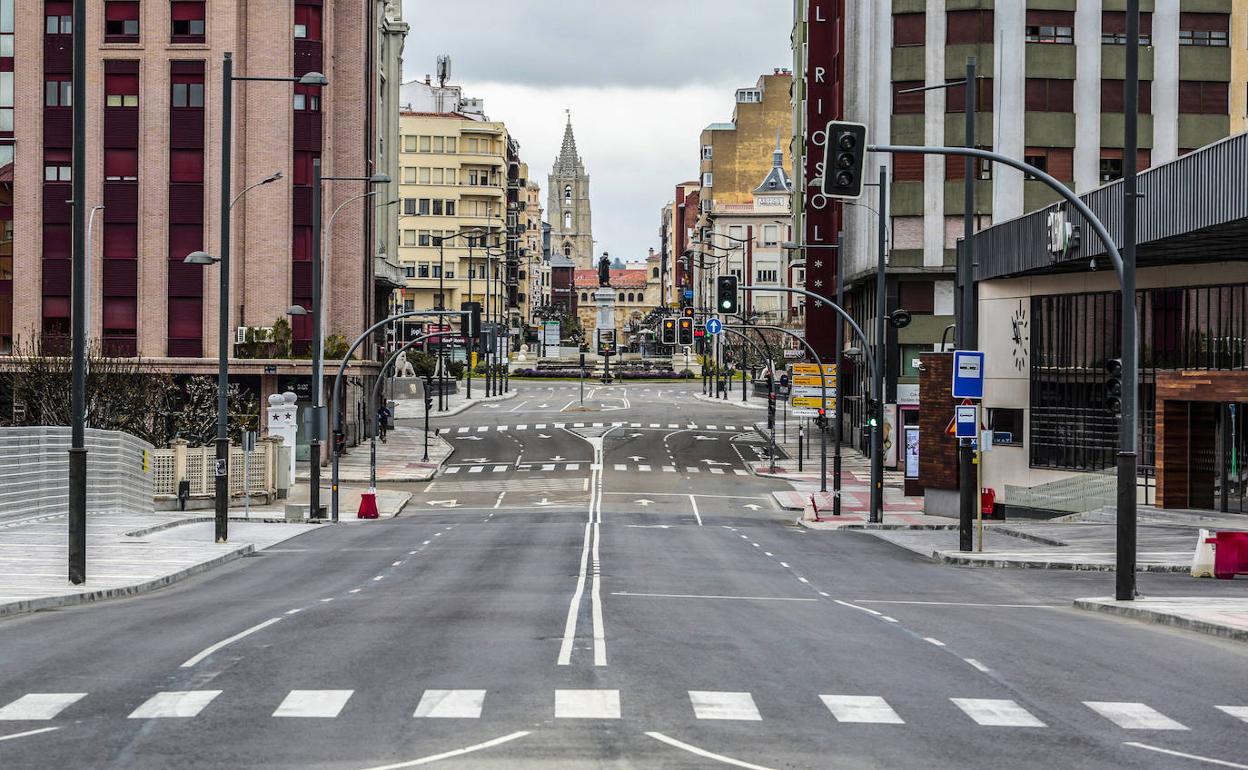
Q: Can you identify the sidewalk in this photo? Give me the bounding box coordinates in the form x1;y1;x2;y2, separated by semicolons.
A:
693;392;766;409
1074;597;1248;644
0;512;321;619
297;426;452;484
249;483;412;520
392;385;517;420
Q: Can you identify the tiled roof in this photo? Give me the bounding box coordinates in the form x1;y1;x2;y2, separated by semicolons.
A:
574;269;648;289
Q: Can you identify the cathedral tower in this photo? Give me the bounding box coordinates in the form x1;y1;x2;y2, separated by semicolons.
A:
547;115;595;270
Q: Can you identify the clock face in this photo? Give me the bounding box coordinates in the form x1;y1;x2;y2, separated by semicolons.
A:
1010;300;1029;372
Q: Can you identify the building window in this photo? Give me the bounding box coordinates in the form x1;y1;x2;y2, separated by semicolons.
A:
104;149;138;181
170;149;203;182
418;231;431;247
104;1;140;41
1025;78;1074;112
44;150;71;181
45;9;72;35
735;89;762;103
581;293;587;302
894;13;924;47
1102;11;1152;45
293;85;320;112
756;269;779;283
564;211;572;229
418;263;429;278
1025;11;1074;44
946;10;993;45
1101;79;1152;114
402;198;417;216
445;200;456;216
170;1;206;43
1099;148;1151;182
618;292;625;302
105;72;139;107
1022;148;1075;181
294;3;321;41
1179;13;1229;47
431;199;443;216
564;245;572;257
171;80;205;108
564;185;572;204
44;78;72;107
445;137;457;153
762;225;778;246
1178;80;1229;115
402;264;415;278
988;409;1024;446
701;145;713;160
702;172;713;187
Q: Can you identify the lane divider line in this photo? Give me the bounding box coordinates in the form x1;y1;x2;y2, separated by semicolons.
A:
180;617;282;668
646;731;778;770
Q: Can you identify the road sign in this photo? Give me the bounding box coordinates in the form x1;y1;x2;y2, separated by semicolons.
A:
792;396;837;410
790;386;838;399
783;349;804;359
952;350;985;399
705;317;723;335
792;407;822;418
792;375;836;388
791;363;836;376
955;405;978;439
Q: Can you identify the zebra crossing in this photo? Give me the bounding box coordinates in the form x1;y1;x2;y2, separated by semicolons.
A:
0;688;1238;731
450;422;747;435
442;462;749;476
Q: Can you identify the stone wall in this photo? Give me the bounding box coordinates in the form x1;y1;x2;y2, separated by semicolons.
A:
0;427;154;522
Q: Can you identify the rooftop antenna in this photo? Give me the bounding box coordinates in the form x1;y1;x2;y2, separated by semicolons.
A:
436;55;451;88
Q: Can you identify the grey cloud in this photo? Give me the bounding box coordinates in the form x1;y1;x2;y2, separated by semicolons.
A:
400;0;793;89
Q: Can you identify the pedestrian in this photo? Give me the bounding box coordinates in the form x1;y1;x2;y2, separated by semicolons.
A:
377;403;391;443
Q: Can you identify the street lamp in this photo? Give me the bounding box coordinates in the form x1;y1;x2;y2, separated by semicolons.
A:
432;228;486;402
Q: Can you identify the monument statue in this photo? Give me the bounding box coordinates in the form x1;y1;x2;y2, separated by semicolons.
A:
598;253;611;287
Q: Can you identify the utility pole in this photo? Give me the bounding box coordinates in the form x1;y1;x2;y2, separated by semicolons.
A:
958;56;978;551
1117;0;1140;601
870;166;886;523
67;0;87;583
833;232;844;517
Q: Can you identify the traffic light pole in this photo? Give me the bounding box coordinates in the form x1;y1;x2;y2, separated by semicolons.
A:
724;327;776;470
368;332;438;489
834;232;845;517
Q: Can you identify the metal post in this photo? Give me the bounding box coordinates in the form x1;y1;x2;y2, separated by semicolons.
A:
423;387;431;462
956;56;978;546
1117;0;1140;601
466;240;473;398
797;427;803;473
833;233;844;517
214;52;234;543
310;157;324;521
68;0;87;584
870;166;886;523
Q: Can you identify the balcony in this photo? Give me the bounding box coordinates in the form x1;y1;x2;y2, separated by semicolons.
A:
375;255;404;290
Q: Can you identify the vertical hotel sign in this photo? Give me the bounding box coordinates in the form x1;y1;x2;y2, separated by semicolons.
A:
803;0;843;359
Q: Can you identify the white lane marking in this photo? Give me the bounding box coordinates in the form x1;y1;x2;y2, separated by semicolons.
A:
422;540;431;545
392;561;402;567
557;523;593;666
468;466;483;474
0;727;61;742
180;618;281;668
349;589;361;594
663;466;676;472
566;463;580;471
734;469;748;476
555;689;620;719
710;468;724;475
614;464;627;471
591;521;606;667
273;690;353;718
508;401;527;412
612;592;816;602
456;427;467;434
689;691;762;721
554;422;565;428
646;731;777;770
797;576;809;582
515;424;527;430
951;698;1046;727
1084;701;1188;730
779;562;790;568
320;598;334;603
476;426;488;433
535;424;546;429
820;695;905;724
881;616;898;623
373;576;385;582
856;599;1063;609
686;467;700;473
1218;706;1248;723
356;731;531;770
0;693;86;721
413;689;486;719
285;608;304;615
924;637;946;647
1123;742;1248;769
964;658;991;672
491;465;506;473
443;467;460;474
639;464;651;472
494;491;506;509
542;464;555;471
688;495;703;526
496;426;508;431
128;690;222;719
819;592;831;597
833;599;884;616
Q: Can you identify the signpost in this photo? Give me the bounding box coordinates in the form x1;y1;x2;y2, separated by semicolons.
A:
705;317;723;336
788;363;836;417
955;404;978;439
952;350;985;399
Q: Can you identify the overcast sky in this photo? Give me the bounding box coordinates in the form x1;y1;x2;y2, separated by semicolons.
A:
399;1;793;260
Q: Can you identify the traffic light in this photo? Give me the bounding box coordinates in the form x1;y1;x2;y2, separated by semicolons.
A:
661;318;677;345
716;275;739;315
460;301;481;338
682;306;695;319
821;120;868;200
678;318;694;346
815;409;828;430
423;375;434;413
1105;358;1123;414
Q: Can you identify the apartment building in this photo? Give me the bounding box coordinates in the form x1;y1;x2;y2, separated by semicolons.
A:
4;0;397;389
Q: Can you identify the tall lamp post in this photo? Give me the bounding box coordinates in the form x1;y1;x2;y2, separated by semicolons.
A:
434;228;485;400
199;52;324;545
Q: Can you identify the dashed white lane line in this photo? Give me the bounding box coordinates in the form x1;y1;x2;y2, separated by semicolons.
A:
646;731;777;770
373;576;385;582
833;599;883;616
778;562;790;568
320;598;334;603
0;693;86;721
180;618;281;668
925;637;947;647
273;690;354;718
964;658;991;672
1123;742;1248;769
349;589;361;594
391;561;402;567
881;616;899;623
0;726;61;742
356;731;532;770
284;608;304;615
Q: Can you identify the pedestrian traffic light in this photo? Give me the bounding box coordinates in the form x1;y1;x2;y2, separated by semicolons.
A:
815;409;828;430
821;120;868;200
716;276;739;314
678;318;694;346
1105;358;1123;414
661;318;677;345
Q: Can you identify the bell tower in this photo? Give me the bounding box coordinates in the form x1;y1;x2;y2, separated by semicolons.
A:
547;113;595;269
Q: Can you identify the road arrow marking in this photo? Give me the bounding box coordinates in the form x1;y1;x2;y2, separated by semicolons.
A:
702;460;730;466
743;504;762;510
628;456;645;462
428;500;460;507
695;436;719;442
535;498;554;507
549;456;566;462
635;499;655;506
459;436;484;441
629;433;644;438
537;434;553;439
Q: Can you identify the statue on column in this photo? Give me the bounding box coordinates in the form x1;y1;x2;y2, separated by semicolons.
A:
598;253;611;287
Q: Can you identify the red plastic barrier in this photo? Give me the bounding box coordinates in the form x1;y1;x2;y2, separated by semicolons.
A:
980;487;996;516
357;492;379;520
1213;531;1248;580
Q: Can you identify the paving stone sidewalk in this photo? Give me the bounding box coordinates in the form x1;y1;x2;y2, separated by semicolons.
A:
0;513;321;619
392;387;517;420
296;426;451;484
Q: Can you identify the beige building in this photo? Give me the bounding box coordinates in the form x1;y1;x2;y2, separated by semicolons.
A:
517;178;543;333
396;111;508;315
698;71;794;209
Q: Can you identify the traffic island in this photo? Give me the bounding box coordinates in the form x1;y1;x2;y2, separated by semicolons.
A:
1073;597;1248;644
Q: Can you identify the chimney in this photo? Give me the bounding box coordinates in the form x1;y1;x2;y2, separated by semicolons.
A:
425;75;431;85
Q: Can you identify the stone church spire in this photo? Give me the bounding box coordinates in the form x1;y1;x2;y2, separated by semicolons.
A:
548;111;594;270
555;112;580;176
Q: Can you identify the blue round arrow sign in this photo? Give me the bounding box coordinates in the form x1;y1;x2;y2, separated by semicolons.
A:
705;318;723;335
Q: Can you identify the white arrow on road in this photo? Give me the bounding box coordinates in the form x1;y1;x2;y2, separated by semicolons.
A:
537;434;553;439
629;433;644;438
537;404;550;408
695;436;719;442
702;460;730;466
427;500;460;507
635;499;655;506
535;498;555;507
743;504;762;511
458;436;484;441
548;456;566;462
628;456;645;462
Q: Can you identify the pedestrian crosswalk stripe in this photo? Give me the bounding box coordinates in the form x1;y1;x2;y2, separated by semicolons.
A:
663;466;676;472
574;423;585;428
129;691;222;719
444;467;460;474
0;693;86;721
650;423;660;428
273;690;353;718
468;466;483;474
612;422;624;426
414;689;486;719
707;425;717;430
492;466;506;473
1084;701;1188;730
631;423;641;427
457;427;468;434
555;689;620;719
542;464;555;471
820;695;905;724
687;467;700;474
536;424;546;430
668;423;678;429
689;691;762;721
516;425;527;431
638;465;651;472
951;698;1045;727
734;469;748;476
593;422;603;427
1217;705;1248;723
566;464;580;471
725;425;736;430
710;468;725;475
554;423;565;428
614;464;627;471
477;426;488;433
497;426;507;431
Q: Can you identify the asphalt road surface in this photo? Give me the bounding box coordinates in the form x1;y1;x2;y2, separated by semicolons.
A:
2;381;1246;769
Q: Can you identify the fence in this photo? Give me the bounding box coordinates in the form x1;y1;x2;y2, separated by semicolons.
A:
1005;472;1118;514
151;438;282;504
0;426;154;522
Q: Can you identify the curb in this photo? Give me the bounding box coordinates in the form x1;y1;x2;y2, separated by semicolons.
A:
436;389;519;417
1072;598;1248;644
934;551;1189;572
0;544;255;620
693;393;766;410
